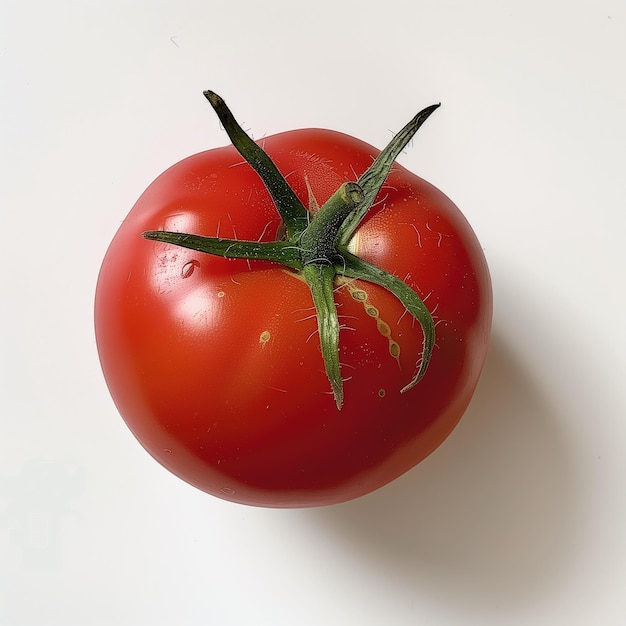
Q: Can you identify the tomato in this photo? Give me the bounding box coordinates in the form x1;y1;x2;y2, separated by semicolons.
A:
95;91;491;507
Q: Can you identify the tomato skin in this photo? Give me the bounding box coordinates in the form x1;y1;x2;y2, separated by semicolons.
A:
95;128;492;507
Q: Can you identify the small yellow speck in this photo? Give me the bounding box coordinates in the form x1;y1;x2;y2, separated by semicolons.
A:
350;289;368;302
378;388;386;398
217;291;225;298
389;341;401;358
365;305;379;318
376;319;391;337
259;330;271;345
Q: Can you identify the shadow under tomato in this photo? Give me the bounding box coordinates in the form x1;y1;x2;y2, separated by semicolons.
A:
309;328;584;611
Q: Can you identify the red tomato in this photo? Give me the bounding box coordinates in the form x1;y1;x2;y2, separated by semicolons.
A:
95;94;491;507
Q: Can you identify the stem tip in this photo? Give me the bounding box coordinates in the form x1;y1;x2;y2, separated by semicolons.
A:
203;90;221;108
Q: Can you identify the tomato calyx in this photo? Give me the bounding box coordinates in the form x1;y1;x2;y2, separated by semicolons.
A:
143;90;440;409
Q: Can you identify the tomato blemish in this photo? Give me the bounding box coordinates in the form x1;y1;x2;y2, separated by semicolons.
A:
181;259;200;279
347;283;402;365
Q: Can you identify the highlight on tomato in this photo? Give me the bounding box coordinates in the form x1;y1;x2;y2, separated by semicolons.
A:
94;90;492;507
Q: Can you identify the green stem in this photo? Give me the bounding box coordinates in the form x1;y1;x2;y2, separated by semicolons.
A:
143;230;303;269
142;90;441;409
204;91;309;238
302;263;344;409
338;103;440;246
299;182;363;265
340;251;435;391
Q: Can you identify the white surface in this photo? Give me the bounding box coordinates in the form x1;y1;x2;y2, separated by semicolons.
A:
2;0;625;624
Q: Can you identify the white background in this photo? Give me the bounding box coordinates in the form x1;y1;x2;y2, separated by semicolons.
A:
2;0;625;624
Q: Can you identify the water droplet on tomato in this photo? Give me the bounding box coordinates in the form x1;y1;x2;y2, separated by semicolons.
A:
181;259;200;279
